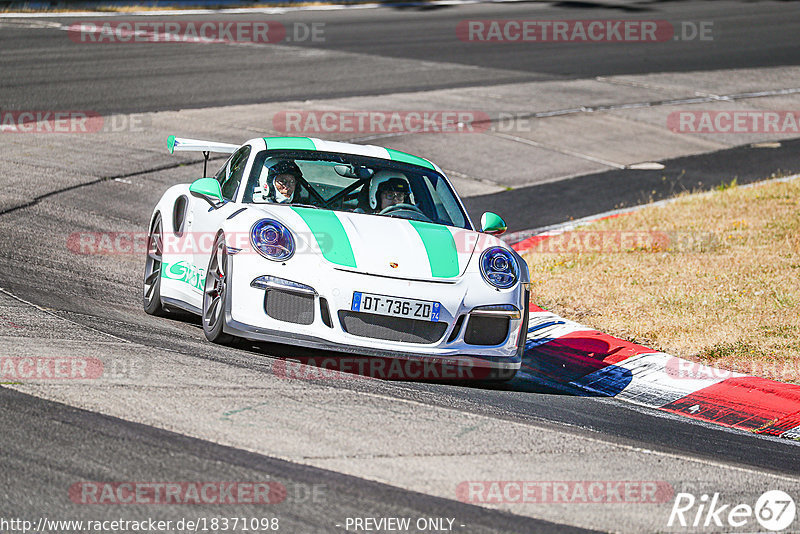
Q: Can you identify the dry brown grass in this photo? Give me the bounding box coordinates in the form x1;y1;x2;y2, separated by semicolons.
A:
522;176;800;383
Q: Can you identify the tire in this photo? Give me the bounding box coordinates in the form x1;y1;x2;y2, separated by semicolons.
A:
143;214;169;316
202;233;234;344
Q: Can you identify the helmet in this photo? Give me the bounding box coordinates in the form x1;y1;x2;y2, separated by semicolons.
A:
267;160;302;180
369;170;415;210
265;160;302;188
258;160;302;202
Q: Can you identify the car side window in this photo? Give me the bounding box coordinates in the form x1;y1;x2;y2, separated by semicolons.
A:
213;158;229;183
218;146;251;201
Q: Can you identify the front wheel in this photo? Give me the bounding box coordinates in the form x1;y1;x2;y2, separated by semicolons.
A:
143;214;169;316
202;233;234;344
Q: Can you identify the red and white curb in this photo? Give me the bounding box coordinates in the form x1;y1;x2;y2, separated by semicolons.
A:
510;173;800;441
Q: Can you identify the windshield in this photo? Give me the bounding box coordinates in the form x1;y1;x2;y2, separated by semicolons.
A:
241;150;471;230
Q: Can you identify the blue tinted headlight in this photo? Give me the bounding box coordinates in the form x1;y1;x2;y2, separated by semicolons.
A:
251;219;295;261
480;247;519;289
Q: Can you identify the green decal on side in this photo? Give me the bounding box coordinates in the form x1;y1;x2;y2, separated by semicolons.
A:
264;137;317;151
385;148;435;171
167;135;176;154
161;260;205;290
409;221;459;278
292;207;357;268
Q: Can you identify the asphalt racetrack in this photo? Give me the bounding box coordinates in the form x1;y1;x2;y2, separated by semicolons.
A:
1;1;799;532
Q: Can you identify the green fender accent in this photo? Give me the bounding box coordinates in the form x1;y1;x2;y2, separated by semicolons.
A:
292;207;357;268
409;221;460;278
385;148;436;170
167;135;176;154
264;137;317;151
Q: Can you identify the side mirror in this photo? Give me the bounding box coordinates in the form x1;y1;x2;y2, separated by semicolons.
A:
480;212;507;236
189;178;223;207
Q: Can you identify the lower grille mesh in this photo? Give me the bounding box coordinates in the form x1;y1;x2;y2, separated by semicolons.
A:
464;315;510;346
338;311;447;344
265;290;314;325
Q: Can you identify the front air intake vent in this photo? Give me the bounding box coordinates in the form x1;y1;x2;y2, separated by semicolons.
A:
338;311;447;344
264;290;314;325
464;315;510;346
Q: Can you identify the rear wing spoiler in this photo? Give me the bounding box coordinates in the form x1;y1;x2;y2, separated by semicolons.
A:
167;135;239;177
167;135;239;155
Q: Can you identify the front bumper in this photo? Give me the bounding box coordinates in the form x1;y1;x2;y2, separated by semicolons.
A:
224;254;527;371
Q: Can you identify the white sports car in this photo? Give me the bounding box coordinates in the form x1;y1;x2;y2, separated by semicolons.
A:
144;136;529;380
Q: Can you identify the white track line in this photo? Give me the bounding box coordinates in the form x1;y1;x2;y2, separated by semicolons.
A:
0;287;129;342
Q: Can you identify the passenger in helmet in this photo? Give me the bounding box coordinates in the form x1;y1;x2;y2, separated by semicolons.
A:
368;170;415;212
257;160;301;204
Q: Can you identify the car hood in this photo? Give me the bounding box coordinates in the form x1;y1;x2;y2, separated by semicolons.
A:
280;207;487;281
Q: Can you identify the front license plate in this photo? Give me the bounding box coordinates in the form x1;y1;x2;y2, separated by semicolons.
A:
351;292;440;321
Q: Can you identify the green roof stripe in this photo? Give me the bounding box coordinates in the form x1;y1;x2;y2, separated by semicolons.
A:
385;148;435;170
264;137;316;151
291;207;357;268
167;135;176;154
409;221;459;278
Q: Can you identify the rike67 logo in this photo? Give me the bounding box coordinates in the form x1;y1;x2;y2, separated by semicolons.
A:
668;490;796;531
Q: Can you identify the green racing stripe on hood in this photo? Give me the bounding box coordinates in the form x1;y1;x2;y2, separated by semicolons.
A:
264;137;316;151
385;148;435;170
292;207;357;268
409;221;459;278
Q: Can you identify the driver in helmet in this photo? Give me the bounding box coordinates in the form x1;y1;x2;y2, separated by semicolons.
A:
368;170;415;212
258;160;301;204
